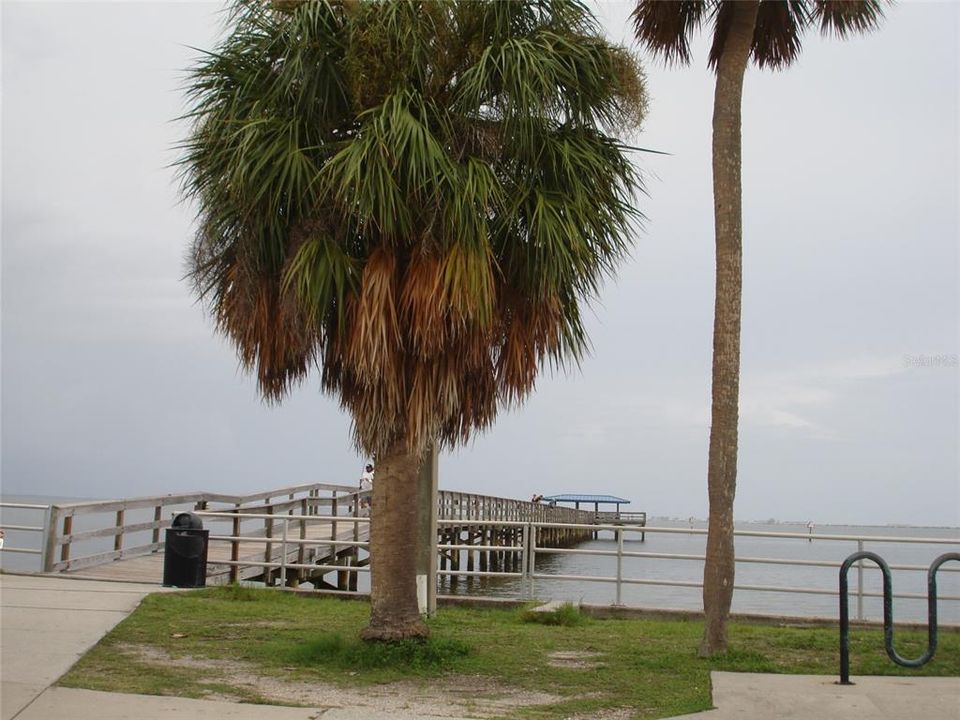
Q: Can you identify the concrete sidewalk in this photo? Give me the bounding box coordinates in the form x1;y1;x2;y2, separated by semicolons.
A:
675;672;960;720
1;573;958;720
0;573;163;719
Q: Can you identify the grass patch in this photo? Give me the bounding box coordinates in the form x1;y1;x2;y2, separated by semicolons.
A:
60;586;960;720
287;633;471;671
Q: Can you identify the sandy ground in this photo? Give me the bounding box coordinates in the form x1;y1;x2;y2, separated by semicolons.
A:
120;644;567;718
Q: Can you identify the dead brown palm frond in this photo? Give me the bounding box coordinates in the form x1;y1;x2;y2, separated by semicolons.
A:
634;1;887;73
399;251;447;358
345;247;401;382
813;0;885;38
705;1;734;70
216;261;317;402
406;357;457;448
495;291;562;405
630;0;706;66
750;0;806;69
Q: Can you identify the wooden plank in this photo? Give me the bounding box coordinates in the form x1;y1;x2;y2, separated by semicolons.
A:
152;505;162;545
63;519;165;544
53;542;164;572
61;515;73;563
57;494;205;515
201;482;356;505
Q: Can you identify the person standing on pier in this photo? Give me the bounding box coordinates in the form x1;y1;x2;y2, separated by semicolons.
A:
359;463;375;515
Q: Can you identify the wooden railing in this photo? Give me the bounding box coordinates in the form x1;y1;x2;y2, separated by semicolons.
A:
437;490;600;525
40;484;640;577
41;483;357;573
595;511;647;525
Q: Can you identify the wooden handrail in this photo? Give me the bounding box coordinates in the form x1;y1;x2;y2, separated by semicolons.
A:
46;483;359;517
41;482;357;574
41;482;634;576
200;482;356;505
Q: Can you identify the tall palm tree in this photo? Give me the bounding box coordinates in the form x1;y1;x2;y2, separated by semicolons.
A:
179;0;647;641
632;0;885;656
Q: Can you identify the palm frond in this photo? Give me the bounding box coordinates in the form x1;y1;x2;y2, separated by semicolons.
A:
669;0;887;72
750;0;809;69
811;0;886;38
631;0;707;66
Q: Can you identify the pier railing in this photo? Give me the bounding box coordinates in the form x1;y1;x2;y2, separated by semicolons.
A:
31;483;358;573
436;522;959;622
438;490;605;525
193;509;370;588
16;487;593;583
0;503;50;560
192;490;607;588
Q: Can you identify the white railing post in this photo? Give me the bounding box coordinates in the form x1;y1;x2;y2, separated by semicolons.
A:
529;524;538;600
230;505;241;584
280;517;289;587
615;528;624;606
521;523;530;600
857;539;865;621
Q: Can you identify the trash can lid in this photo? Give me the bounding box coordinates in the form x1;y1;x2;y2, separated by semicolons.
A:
171;512;203;530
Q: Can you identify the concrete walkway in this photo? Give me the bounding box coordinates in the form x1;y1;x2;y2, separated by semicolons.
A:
1;573;164;719
675;672;960;720
1;573;958;720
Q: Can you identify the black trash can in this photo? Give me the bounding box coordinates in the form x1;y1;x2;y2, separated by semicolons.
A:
162;512;209;588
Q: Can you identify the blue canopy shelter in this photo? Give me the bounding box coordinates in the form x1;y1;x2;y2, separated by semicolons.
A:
542;493;630;514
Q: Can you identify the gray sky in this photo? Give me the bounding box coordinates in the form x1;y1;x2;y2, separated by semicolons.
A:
2;1;957;526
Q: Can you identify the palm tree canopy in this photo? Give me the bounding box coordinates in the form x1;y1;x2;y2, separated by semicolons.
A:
179;0;647;457
631;0;885;70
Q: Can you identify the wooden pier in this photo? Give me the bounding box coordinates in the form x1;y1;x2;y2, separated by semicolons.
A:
33;483;645;588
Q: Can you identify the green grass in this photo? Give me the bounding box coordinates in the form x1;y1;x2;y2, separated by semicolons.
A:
289;633;471;670
60;587;960;720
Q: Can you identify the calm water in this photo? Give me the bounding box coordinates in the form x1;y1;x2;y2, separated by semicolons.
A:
440;519;960;623
3;497;957;622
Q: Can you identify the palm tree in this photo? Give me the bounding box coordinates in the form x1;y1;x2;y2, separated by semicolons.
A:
179;0;647;641
631;0;885;656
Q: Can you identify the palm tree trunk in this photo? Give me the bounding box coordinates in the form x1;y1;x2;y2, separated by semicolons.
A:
361;439;429;641
700;0;759;658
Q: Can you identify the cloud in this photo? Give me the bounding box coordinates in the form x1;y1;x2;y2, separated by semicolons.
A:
740;355;908;438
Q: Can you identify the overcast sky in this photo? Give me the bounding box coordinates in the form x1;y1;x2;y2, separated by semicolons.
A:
2;1;957;526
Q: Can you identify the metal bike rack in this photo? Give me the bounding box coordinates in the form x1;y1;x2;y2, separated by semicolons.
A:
838;550;960;684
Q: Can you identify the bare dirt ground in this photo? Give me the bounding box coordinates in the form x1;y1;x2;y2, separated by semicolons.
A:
119;644;564;718
545;650;605;670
